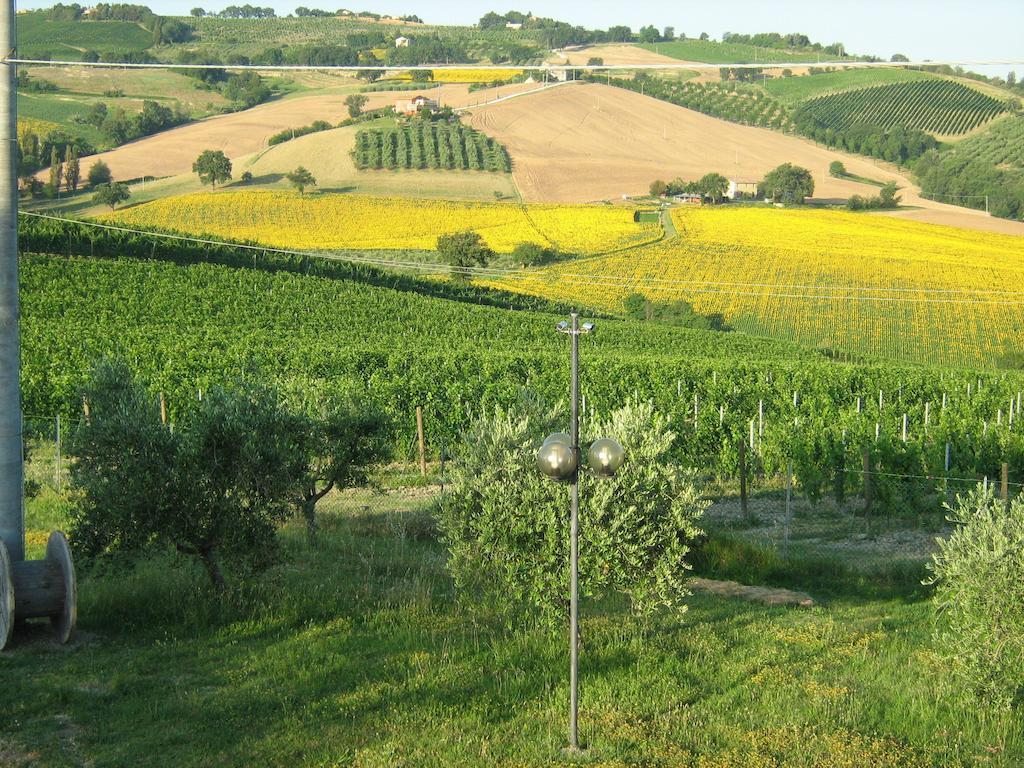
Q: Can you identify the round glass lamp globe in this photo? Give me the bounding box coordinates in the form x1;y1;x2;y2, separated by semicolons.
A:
537;439;577;481
588;438;625;478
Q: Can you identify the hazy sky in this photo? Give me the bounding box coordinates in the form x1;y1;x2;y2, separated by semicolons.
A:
19;0;1024;75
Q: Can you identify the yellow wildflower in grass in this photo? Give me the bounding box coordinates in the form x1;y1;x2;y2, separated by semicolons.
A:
481;206;1024;366
104;191;660;254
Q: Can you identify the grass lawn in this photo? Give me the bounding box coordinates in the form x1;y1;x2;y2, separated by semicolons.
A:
2;473;1021;767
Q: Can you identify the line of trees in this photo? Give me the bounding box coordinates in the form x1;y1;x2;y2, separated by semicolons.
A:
69;359;391;589
792;107;938;166
352;118;511;173
650;173;730;202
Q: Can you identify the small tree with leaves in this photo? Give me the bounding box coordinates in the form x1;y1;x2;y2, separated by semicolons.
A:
697;172;728;204
829;160;846;178
63;145;81;192
87;159;112;187
92;182;130;211
345;93;369;118
286;166;316;195
192;149;232;189
48;146;62;193
294;398;391;540
437;230;492;281
759;163;815;204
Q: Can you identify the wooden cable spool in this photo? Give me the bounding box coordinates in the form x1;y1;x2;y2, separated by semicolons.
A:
0;531;77;650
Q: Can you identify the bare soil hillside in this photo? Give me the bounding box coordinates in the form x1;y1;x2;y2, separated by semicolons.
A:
72;83;545;182
467;82;1024;235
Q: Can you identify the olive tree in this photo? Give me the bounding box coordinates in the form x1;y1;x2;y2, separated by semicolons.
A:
294;398;391;540
69;361;308;589
437;395;707;623
925;487;1024;708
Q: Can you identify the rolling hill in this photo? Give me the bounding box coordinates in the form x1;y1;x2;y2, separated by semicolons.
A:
479;206;1024;366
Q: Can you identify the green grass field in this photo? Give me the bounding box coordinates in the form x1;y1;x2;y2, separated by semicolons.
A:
764;67;936;104
639;40;853;65
16;13;153;60
3;474;1021;766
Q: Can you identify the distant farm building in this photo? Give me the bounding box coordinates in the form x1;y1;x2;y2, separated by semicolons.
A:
505;21;523;29
396;95;439;115
673;193;703;205
394;36;410;47
727;180;759;200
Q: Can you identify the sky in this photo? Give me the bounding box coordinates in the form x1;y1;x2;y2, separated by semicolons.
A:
19;0;1024;77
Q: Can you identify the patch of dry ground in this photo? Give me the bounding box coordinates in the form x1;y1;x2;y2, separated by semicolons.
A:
468;81;1024;236
73;83;545;183
690;578;815;607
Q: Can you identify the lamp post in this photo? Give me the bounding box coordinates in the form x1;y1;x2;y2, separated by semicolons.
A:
536;312;625;752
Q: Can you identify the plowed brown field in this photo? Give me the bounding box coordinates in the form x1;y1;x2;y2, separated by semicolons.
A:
467;82;1024;235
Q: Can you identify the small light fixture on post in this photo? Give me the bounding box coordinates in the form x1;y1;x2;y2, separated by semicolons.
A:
537;313;625;752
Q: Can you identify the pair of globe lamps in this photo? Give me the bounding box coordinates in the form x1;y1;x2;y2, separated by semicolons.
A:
537;432;625;481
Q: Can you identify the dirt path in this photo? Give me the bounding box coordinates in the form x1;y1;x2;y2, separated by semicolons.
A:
690;578;815;607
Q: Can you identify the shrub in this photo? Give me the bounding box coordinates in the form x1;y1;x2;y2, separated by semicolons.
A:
69;360;309;589
512;241;558;267
437;230;492;280
436;395;707;623
925;486;1024;708
87;159;112;187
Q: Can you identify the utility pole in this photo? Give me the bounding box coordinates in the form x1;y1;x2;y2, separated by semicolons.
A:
0;0;23;563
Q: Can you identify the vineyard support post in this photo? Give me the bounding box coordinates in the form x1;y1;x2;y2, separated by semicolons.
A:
944;442;951;504
416;406;426;477
783;459;792;555
1002;462;1009;511
738;438;749;521
0;0;23;563
862;449;872;536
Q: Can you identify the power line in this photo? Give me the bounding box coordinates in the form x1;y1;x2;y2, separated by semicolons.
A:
6;58;1024;73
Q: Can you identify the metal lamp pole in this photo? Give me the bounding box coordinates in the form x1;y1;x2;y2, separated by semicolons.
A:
538;314;624;753
567;312;581;751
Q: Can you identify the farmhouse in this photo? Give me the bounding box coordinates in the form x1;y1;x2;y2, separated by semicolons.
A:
394;36;410;47
727;180;759;200
395;94;439;115
505;21;523;29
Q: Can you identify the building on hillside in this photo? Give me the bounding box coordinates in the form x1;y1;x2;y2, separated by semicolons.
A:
673;193;703;206
727;180;759;200
395;94;439;115
505;21;523;29
394;36;410;47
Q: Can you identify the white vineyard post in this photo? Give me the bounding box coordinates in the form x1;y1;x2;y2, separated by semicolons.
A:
902;414;908;442
783;458;793;556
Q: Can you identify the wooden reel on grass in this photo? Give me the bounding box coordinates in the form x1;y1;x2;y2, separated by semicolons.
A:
0;532;76;650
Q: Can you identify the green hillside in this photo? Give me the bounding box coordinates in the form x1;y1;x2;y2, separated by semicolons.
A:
639;39;854;65
796;80;1007;136
764;67;935;104
16;13;153;60
950;114;1024;169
